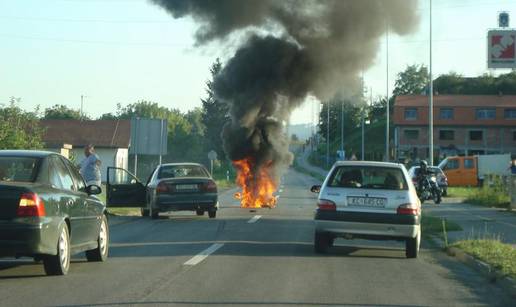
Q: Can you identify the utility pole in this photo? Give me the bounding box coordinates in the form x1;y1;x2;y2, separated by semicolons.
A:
326;100;330;168
80;95;84;120
385;22;390;162
340;101;344;154
361;109;365;161
429;0;434;166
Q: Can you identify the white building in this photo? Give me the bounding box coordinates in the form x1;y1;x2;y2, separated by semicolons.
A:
40;119;131;182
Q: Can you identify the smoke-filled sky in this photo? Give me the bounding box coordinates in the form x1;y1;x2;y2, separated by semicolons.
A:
149;0;421;176
1;0;515;124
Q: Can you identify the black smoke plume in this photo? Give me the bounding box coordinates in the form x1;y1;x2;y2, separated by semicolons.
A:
151;0;420;187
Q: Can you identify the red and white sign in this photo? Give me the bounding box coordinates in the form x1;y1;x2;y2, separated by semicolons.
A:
488;30;516;69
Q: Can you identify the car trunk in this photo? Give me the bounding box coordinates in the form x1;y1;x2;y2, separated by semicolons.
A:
158;178;215;195
324;186;410;214
0;183;30;220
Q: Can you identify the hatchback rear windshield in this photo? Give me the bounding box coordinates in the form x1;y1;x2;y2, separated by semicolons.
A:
158;165;208;179
328;166;408;190
0;157;40;183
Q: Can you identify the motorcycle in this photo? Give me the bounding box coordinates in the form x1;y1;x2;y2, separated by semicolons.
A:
416;172;442;204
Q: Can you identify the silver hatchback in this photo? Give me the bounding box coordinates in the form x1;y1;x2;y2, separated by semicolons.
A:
312;161;421;258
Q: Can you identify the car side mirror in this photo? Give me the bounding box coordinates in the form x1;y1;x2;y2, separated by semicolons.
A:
86;184;102;195
310;185;321;193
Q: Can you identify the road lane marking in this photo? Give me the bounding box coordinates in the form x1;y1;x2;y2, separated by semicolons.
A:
183;243;224;266
247;215;262;223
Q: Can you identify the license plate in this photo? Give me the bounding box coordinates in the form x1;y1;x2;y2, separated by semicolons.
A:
176;184;198;190
347;197;386;208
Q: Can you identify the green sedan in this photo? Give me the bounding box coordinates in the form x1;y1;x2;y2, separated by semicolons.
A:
0;150;109;275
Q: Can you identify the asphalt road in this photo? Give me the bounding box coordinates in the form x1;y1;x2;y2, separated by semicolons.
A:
0;169;513;306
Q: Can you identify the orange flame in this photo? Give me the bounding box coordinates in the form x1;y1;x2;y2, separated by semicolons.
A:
233;158;278;208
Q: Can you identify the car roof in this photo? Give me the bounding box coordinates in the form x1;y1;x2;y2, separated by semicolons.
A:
0;150;57;159
159;163;205;167
333;161;405;168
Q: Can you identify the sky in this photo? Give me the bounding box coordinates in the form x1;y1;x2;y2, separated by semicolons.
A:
1;0;516;125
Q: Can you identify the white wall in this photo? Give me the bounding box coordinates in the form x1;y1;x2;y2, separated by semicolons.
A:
47;147;128;183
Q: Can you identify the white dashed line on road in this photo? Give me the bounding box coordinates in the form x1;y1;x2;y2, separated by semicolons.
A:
183;243;224;266
247;215;262;223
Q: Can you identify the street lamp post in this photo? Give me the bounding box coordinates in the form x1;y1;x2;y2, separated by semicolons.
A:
429;0;434;166
385;22;390;162
340;101;344;154
326;100;330;168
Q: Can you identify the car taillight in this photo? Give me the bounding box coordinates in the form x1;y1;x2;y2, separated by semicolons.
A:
397;203;420;215
201;180;217;193
17;193;45;217
317;199;336;211
156;182;169;193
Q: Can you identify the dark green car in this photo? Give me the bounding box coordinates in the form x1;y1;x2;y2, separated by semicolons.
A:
0;150;109;275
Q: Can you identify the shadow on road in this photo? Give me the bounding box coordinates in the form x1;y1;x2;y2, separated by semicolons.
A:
55;301;423;307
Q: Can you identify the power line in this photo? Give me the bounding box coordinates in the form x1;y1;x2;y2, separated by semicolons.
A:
0;15;172;24
0;33;189;47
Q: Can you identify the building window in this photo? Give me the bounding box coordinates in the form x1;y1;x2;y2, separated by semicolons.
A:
439;130;454;141
404;130;419;140
440;108;454;119
404;108;417;120
476;108;496;120
505;109;516;119
469;130;483;141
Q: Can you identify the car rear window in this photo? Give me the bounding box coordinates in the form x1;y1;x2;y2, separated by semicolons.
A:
0;157;40;183
158;165;208;179
328;166;408;190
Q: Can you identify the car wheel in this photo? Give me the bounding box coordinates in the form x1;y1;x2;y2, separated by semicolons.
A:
208;210;216;219
314;232;330;254
196;209;204;216
406;230;421;259
86;215;109;262
141;209;149;217
43;223;71;275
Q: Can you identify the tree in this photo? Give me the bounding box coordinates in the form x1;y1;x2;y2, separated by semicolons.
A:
0;98;44;149
43;104;85;120
201;59;230;161
317;98;362;146
392;64;429;96
434;71;516;95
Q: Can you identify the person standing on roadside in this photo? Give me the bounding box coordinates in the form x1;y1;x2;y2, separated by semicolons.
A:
80;144;102;186
510;159;516;175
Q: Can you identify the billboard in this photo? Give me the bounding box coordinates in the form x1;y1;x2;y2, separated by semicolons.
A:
129;118;168;155
488;30;516;69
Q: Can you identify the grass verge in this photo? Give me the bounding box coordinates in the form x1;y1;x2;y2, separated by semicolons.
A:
421;214;462;240
446;187;474;198
465;187;510;208
453;239;516;278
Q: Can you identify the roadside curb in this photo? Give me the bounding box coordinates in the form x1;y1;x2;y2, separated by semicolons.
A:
445;246;516;298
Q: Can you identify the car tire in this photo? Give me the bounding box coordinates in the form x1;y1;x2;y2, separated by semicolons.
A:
314;232;330;254
208;210;216;219
406;231;421;259
196;209;204;216
43;223;71;276
141;209;149;217
86;215;109;262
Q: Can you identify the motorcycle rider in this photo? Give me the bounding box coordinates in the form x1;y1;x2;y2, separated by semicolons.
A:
417;160;430;189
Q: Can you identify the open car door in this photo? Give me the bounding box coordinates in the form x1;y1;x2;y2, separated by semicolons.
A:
106;167;146;207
